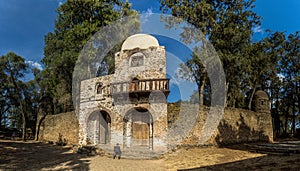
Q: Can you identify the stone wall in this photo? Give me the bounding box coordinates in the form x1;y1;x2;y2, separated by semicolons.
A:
78;45;169;150
38;112;79;145
38;105;273;147
182;106;273;146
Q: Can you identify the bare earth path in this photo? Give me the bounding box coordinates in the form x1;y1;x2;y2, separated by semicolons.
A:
1;140;300;171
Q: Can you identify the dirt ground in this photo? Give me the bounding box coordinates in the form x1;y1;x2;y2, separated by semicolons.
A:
0;140;300;171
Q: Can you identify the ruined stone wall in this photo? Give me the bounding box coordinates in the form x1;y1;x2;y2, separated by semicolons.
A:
38;105;273;147
38;112;79;145
182;106;273;146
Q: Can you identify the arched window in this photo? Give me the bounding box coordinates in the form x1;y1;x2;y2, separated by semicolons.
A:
130;52;145;67
96;82;103;94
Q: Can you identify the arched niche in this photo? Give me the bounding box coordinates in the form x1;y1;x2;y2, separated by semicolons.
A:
87;110;111;144
123;107;153;150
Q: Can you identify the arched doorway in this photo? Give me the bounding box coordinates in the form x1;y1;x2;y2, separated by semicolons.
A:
123;108;153;150
87;110;111;144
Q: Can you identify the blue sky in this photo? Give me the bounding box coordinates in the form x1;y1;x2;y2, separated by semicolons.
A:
0;0;58;70
0;0;299;68
252;0;300;41
0;0;299;101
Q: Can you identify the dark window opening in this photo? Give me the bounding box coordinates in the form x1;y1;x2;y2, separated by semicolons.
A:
96;83;103;94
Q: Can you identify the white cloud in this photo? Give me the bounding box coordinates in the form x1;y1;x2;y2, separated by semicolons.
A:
141;8;153;24
26;60;43;70
53;0;64;6
253;26;264;33
145;8;153;17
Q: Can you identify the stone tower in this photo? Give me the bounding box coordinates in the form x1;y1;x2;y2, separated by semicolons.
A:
78;34;170;152
252;90;273;142
252;90;270;113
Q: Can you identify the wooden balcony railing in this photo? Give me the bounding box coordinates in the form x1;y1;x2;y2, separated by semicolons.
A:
111;78;170;94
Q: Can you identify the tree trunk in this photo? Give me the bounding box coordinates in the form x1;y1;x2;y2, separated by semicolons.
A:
10;72;27;141
298;81;300;136
292;100;295;136
0;106;10;128
284;104;290;136
248;84;257;110
198;76;206;106
34;113;47;141
225;82;229;107
0;110;2;128
274;91;280;138
291;86;296;136
22;113;26;141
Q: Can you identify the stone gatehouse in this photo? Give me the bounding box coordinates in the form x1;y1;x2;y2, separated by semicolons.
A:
78;34;170;151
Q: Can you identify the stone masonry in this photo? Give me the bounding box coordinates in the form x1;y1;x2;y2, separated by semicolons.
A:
38;111;79;145
37;34;273;152
78;34;170;152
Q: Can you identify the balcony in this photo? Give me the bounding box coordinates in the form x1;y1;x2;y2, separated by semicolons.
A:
111;78;170;104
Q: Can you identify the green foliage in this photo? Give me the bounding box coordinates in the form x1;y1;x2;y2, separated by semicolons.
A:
161;0;299;136
241;31;299;137
96;43;121;77
177;52;206;105
0;52;28;128
276;31;300;136
0;52;38;141
239;32;286;109
161;0;261;107
41;0;136;114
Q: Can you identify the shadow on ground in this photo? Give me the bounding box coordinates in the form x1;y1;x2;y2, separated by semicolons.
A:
178;141;300;171
179;153;300;171
0;140;90;170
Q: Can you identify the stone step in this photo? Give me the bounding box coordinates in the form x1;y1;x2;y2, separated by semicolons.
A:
95;144;165;159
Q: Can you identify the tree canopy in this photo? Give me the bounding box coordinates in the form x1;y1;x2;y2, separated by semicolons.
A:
0;52;39;141
41;0;136;114
160;0;299;137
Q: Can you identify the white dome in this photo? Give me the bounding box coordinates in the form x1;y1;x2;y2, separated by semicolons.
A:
121;34;159;51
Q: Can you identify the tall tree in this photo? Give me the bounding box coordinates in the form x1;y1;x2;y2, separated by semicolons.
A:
161;0;261;107
243;32;286;109
41;0;136;114
0;67;10;128
177;52;206;105
280;31;300;136
23;80;40;139
0;52;29;141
